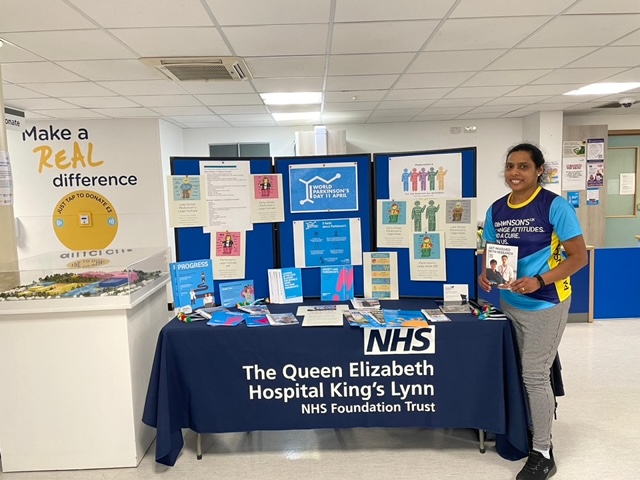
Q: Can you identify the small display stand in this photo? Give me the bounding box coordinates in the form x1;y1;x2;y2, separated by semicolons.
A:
0;248;170;472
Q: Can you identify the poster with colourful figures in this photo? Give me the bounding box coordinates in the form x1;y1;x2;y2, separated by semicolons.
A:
250;173;284;223
438;198;477;249
409;231;446;281
211;230;246;279
289;162;358;213
293;218;363;268
363;252;399;300
388;153;462;200
376;200;410;248
167;175;207;227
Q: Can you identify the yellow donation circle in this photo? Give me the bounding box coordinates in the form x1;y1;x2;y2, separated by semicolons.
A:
52;190;119;250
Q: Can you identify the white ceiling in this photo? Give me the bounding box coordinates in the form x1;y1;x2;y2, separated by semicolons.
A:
2;0;640;128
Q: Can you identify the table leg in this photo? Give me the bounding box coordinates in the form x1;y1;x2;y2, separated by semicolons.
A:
197;433;202;460
478;429;486;454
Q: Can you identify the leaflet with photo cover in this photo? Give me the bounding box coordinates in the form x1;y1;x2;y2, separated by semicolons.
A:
421;309;451;322
382;309;429;327
440;283;470;313
267;312;300;326
485;243;519;289
343;309;371;327
350;297;381;310
170;258;215;313
362;309;386;327
219;279;255;307
296;304;349;316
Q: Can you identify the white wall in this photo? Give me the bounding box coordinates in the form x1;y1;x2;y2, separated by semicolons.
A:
184;118;524;220
564;112;640;129
158;119;184;263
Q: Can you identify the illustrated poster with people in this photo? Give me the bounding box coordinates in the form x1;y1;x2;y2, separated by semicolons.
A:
434;197;477;249
388;153;462;200
250;173;285;223
211;230;246;280
408;231;446;281
376;199;410;248
167;175;207;227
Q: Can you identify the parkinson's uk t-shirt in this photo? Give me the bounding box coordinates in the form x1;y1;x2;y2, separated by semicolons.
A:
483;186;583;311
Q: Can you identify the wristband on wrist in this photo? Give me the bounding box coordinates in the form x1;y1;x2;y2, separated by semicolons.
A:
534;274;545;288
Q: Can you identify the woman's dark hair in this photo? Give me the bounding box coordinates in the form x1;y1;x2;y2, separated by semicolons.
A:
506;142;547;185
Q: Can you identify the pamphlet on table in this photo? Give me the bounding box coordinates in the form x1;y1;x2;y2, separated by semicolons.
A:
268;267;303;303
170;258;215;313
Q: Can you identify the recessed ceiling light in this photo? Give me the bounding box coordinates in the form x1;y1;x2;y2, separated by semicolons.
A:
272;112;321;121
563;82;640;96
261;92;322;105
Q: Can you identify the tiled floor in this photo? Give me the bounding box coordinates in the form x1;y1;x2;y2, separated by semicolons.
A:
2;319;639;479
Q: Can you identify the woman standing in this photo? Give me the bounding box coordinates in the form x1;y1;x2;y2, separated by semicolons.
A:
479;143;587;480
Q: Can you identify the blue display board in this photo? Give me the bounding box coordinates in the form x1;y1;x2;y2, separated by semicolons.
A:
275;154;373;297
170;157;276;301
374;148;478;299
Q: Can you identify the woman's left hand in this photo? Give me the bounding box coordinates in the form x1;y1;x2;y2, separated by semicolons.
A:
510;277;540;295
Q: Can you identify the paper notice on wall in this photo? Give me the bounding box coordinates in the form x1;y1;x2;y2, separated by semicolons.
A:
250;173;284;223
211;230;246;280
562;156;586;190
586;138;605;161
409;231;446;281
167;175;207;227
388;153;462;200
200;160;252;231
376;200;410;248
620;173;636;195
0;151;13;206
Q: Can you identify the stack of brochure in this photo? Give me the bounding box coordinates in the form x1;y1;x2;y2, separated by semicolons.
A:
267;268;303;304
266;312;299;326
350;298;381;309
421;309;451;322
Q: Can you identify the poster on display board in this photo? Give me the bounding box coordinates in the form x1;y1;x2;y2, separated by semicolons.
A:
376;200;410;248
586;138;605;161
388;153;462;200
166;175;207;227
409;231;446;281
200;160;252;231
586;163;604;188
293;218;363;268
250;173;284;223
210;230;246;280
289;162;358;213
562;141;587;191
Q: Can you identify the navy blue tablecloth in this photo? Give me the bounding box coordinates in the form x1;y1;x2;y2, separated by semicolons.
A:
143;301;529;466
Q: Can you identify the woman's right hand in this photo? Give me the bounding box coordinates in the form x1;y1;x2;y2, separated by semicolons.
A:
478;274;492;292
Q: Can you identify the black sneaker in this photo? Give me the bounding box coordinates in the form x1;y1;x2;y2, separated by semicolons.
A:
516;450;557;480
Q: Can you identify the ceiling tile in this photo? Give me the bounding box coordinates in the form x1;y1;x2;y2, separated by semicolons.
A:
457;112;502;119
385;88;452;100
245;56;325;78
1;62;85;83
92;107;161;117
520;15;640;48
179;81;255;94
429;98;487;107
126;95;203;107
170;115;225;123
331;21;439;54
566;0;640;14
226;120;276;127
29;109;109;119
205;0;331;25
219;114;273;122
378;100;435;109
324;102;379;112
394;72;474;89
531;67;627;84
602;67;640;82
517;103;582;111
61;96;140;108
334;0;457;22
56;59;166;81
181;122;231;128
69;0;214;27
368;116;416;123
0;0;95;32
411;114;458;121
211;105;268;114
468;105;528;114
612;29;640;46
326;75;398;91
110;27;230;57
500;110;530;118
408;50;506;73
462;70;552;87
329;53;414;75
2;30;137;61
445;86;518;98
371;108;424;117
566;46;640;68
487;47;597;70
195;93;264;105
451;0;575;17
425;17;551;51
24;82;116;97
419;106;474;115
505;84;582;96
484;96;551;105
223;25;328;56
97;80;185;95
1;85;48;100
323;90;387;102
252;77;324;93
151;106;213;116
0;42;43;63
322;111;371;123
9;98;81;110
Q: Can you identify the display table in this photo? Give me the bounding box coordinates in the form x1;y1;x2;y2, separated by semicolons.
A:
143;300;530;466
0;276;169;472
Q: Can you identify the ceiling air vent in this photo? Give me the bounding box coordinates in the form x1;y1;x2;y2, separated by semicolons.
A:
141;57;251;82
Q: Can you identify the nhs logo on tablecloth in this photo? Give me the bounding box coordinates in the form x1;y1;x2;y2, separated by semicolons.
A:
364;327;435;355
289;162;358;213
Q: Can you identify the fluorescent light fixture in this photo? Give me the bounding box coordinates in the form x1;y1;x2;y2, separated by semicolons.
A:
272;112;321;122
261;92;322;105
563;82;640;96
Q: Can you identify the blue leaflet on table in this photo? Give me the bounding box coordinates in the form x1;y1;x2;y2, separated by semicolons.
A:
244;314;271;327
206;310;245;327
281;267;303;302
343;309;371;327
361;309;386;328
170;259;215;312
382;309;427;327
321;266;354;301
219;279;255;307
